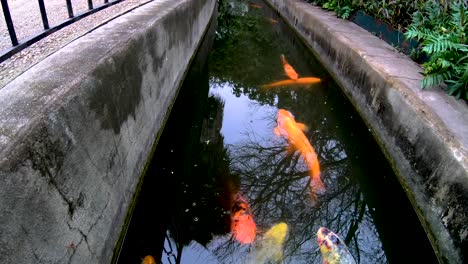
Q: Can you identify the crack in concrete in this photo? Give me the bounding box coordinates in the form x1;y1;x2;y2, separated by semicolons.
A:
66;190;110;261
20;225;44;264
107;135;123;187
66;222;95;262
31;145;78;218
82;145;101;173
87;191;110;236
47;176;77;218
78;229;95;258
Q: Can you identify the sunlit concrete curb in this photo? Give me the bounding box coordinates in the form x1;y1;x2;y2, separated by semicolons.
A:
264;0;468;263
0;0;216;263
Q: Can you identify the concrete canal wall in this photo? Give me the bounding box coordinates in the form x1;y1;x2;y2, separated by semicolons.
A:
264;0;468;263
0;0;216;263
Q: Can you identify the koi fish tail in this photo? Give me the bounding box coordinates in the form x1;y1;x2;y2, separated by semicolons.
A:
280;54;299;80
310;173;325;193
304;152;321;179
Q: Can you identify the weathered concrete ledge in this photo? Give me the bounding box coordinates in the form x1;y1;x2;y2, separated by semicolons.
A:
265;0;468;263
0;0;215;263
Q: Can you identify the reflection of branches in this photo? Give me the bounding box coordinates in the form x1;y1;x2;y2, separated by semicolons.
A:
163;231;177;264
204;0;390;261
220;117;387;263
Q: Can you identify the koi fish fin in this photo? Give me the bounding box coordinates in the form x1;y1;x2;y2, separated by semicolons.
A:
296;122;309;132
274;126;281;136
286;144;295;155
274;251;283;261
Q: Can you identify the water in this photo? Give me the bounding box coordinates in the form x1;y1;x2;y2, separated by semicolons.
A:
116;0;439;263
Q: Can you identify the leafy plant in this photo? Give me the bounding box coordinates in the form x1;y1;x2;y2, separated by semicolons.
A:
352;0;425;30
405;1;468;100
312;0;356;19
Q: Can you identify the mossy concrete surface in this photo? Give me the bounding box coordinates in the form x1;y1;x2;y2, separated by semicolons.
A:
0;0;215;263
265;0;468;263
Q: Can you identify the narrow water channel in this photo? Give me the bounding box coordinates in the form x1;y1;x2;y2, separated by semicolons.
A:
116;1;439;263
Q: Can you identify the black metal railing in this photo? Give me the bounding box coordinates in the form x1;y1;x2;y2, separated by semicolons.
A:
0;0;125;63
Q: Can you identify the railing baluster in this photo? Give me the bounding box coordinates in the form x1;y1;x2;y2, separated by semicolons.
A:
1;0;127;62
1;0;18;46
37;0;49;29
66;0;74;18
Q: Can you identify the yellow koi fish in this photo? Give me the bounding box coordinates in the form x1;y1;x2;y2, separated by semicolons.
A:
247;222;288;264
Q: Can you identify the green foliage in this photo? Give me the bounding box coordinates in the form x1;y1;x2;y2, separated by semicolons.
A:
310;0;422;28
405;1;468;100
311;0;356;19
352;0;425;29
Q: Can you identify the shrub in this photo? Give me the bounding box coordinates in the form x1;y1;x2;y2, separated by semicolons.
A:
310;0;356;19
405;1;468;100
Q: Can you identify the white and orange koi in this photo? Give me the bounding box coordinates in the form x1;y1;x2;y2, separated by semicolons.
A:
317;227;356;264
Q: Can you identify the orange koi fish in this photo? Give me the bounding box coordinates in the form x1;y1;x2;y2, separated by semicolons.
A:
274;109;324;193
141;255;157;264
280;54;299;80
249;3;263;8
260;77;321;89
231;193;257;244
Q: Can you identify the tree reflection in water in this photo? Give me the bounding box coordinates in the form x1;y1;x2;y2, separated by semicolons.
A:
204;1;387;260
213;115;379;263
159;0;428;263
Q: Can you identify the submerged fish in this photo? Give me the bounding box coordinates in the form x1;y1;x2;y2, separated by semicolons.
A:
249;3;263;8
280;54;299;80
317;227;356;264
141;255;157;264
274;109;324;193
260;77;321;89
266;17;278;24
248;222;288;264
231;194;257;244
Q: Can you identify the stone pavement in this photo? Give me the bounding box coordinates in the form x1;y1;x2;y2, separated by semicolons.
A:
0;0;152;89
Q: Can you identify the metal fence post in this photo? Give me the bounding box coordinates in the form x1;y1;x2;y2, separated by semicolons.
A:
66;0;74;18
1;0;18;46
38;0;50;29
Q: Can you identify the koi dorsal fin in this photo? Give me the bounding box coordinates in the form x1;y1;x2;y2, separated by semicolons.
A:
296;122;308;132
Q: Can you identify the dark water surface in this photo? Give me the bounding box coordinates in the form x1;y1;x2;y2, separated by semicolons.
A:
116;1;439;263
